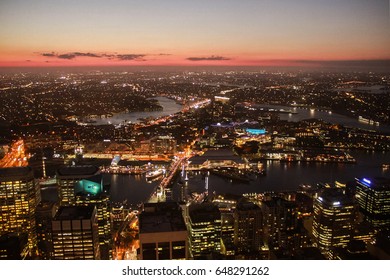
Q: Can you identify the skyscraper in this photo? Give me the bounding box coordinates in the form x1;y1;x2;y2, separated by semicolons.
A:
138;202;188;260
213;194;239;258
56;165;100;205
36;201;58;259
234;199;262;253
74;174;111;259
51;205;100;260
187;203;221;259
262;197;299;251
355;177;390;229
312;189;355;253
0;167;38;254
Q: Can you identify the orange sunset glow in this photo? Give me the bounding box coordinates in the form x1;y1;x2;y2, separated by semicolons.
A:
0;0;389;69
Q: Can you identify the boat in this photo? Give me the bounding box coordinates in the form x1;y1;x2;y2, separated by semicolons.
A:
146;169;163;180
210;168;251;183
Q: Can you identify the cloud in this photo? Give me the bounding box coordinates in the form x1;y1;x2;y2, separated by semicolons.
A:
40;52;102;60
56;52;102;59
57;53;76;59
72;52;102;58
187;55;231;61
39;51;147;61
41;52;56;57
116;54;146;61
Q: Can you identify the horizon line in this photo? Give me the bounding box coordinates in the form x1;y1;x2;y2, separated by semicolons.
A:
1;59;390;67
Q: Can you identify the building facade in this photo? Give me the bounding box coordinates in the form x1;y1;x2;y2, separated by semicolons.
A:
74;175;111;259
138;202;188;260
56;165;100;205
355;177;390;229
235;199;263;253
312;189;355;253
51;206;100;260
262;197;299;251
187;203;221;259
36;201;58;259
0;167;38;254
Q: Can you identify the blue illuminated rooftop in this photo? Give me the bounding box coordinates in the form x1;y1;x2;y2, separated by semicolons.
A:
245;128;266;135
74;174;103;196
356;177;390;190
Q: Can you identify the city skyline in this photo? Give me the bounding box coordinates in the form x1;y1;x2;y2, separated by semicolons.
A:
1;66;389;261
1;0;389;263
1;0;390;68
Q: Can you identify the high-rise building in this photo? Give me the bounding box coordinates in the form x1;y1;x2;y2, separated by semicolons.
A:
262;197;299;251
355;177;390;229
0;167;38;254
0;233;29;259
213;194;238;239
234;199;262;253
56;165;100;205
187;203;221;259
36;201;58;259
138;202;188;260
74;174;111;259
312;189;355;253
51;205;100;260
213;194;239;258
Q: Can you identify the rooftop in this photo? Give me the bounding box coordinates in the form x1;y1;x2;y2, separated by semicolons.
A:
189;203;220;223
236;199;260;211
356;177;390;191
189;149;244;165
0;166;33;179
139;202;186;233
56;165;100;177
262;197;297;209
317;188;354;206
54;205;95;220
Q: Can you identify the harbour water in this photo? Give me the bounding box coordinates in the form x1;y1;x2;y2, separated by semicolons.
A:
104;173;160;205
102;150;389;205
255;104;390;133
41;152;389;206
91;96;183;125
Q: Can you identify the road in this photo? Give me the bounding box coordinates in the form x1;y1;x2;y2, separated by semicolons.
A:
148;156;185;203
0;140;29;168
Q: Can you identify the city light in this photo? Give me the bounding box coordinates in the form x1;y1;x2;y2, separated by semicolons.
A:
0;55;389;264
245;128;266;135
363;178;371;185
